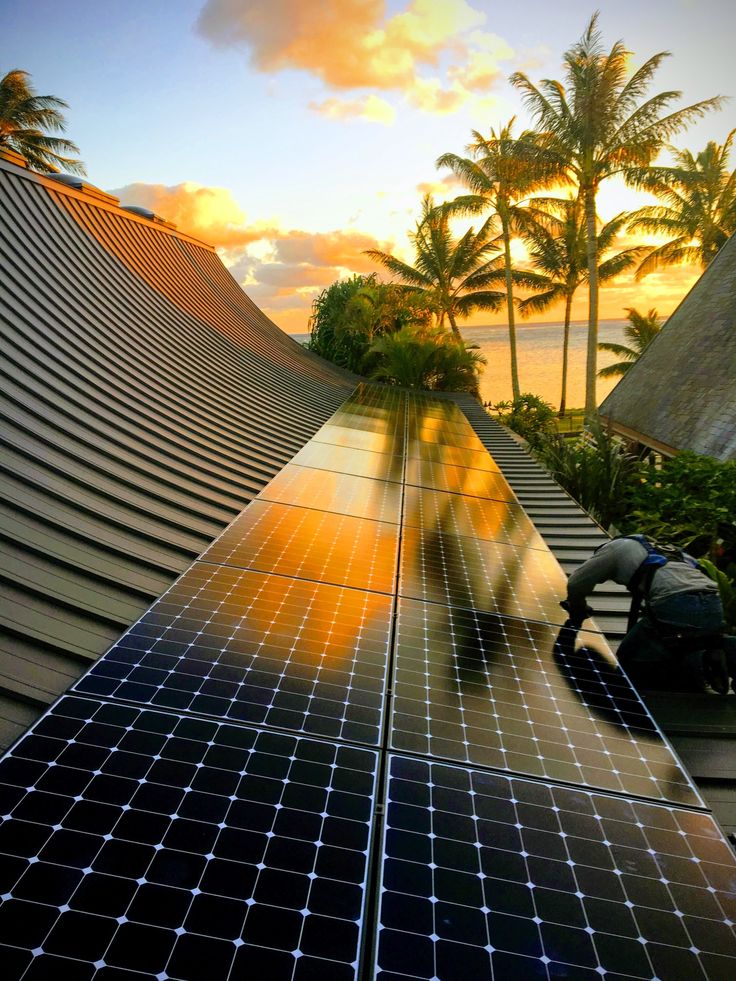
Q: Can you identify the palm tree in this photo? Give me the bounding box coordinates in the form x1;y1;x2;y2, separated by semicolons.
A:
628;131;736;277
0;69;84;174
365;195;505;337
519;199;648;414
510;13;722;417
436;119;551;399
597;307;661;378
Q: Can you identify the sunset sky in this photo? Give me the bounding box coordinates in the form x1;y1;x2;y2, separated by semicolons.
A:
4;0;736;332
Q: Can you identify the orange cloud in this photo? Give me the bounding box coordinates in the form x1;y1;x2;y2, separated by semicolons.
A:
111;182;274;249
274;229;393;272
310;94;396;124
197;0;513;115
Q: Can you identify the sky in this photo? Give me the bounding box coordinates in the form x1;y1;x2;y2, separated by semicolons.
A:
4;0;736;332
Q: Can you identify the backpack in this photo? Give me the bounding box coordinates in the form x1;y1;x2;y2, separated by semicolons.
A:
617;535;703;630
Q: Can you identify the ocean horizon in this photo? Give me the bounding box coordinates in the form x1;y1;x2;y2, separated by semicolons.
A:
290;318;630;409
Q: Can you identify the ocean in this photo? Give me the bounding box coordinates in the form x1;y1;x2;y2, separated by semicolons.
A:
292;319;630;410
461;319;629;408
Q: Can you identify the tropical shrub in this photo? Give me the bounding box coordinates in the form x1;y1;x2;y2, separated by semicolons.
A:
489;393;556;448
534;421;643;529
368;325;486;394
307;274;436;373
619;452;736;561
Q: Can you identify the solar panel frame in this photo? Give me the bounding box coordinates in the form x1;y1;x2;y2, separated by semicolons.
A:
375;755;736;981
0;696;379;981
73;563;393;746
389;599;702;806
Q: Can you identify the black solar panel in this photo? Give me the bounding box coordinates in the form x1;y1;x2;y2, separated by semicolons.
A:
408;441;502;472
400;525;574;625
312;423;405;457
403;487;546;550
377;756;736;981
405;458;517;501
290;443;404;483
201;500;400;594
389;600;701;805
258;465;402;523
0;696;378;980
3;382;735;980
75;563;392;744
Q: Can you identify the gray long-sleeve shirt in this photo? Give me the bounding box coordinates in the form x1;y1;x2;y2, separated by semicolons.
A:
567;538;718;607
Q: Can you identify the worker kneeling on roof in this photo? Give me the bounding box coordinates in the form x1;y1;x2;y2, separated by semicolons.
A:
561;535;736;693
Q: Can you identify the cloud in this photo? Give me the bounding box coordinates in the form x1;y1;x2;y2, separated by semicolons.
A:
197;0;513;115
415;173;463;199
273;229;393;272
310;94;396;125
110;182;274;249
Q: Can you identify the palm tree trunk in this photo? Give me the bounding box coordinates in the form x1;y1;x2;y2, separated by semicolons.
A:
559;291;573;417
447;307;461;337
583;185;599;419
502;215;521;399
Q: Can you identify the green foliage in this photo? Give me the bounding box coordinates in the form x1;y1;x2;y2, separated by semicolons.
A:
489;393;556;448
698;559;736;632
307;274;435;373
619;452;736;560
597;307;662;378
0;69;85;174
367;325;486;394
534;422;644;529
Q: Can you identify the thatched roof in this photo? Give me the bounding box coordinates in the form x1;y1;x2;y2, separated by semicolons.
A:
600;233;736;460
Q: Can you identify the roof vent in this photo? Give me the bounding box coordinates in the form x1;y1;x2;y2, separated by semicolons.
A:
48;173;85;189
122;205;156;220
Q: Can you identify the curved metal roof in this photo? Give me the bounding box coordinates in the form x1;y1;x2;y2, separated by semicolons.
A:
0;156;354;748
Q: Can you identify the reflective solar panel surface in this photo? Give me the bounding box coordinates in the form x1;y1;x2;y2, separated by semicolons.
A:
201;500;400;594
75;563;392;744
377;757;736;981
1;381;733;980
0;696;377;980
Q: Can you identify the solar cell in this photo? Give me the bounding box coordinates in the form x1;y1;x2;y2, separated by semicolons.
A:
75;563;392;744
408;441;502;472
201;500;400;594
400;526;574;625
0;696;378;981
312;424;405;457
405;459;516;501
389;600;701;805
403;487;546;550
377;756;736;981
290;443;404;483
258;466;402;524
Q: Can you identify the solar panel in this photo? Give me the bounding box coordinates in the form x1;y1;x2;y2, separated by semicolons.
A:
258;466;402;524
201;500;400;594
312;424;405;457
400;526;574;625
290;443;404;483
376;756;736;981
405;459;517;501
75;563;392;744
389;600;701;806
408;441;502;472
0;696;378;980
403;487;547;550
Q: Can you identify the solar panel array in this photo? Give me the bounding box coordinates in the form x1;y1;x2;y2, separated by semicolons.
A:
2;382;734;980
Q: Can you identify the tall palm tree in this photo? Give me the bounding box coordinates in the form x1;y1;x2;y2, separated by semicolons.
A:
628;131;736;276
365;195;506;336
510;13;722;417
597;307;661;378
436;119;551;399
519;199;648;414
0;69;84;174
